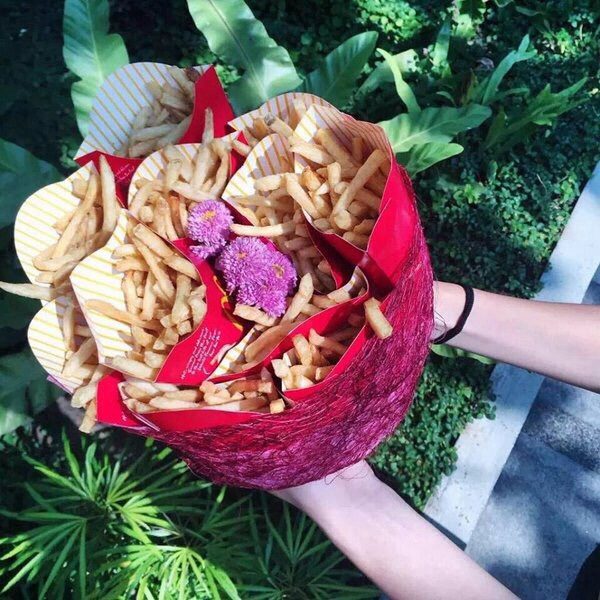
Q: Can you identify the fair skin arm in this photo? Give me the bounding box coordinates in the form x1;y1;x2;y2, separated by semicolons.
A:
276;462;517;600
275;284;600;598
433;281;600;393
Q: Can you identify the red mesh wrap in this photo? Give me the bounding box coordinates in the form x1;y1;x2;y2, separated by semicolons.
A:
133;218;432;489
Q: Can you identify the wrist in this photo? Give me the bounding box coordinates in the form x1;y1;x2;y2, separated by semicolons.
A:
274;461;381;519
432;282;468;341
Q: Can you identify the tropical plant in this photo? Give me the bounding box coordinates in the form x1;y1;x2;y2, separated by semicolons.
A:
465;35;535;105
0;349;61;436
186;0;379;113
0;434;251;598
63;0;129;136
299;31;378;107
186;0;301;114
484;77;588;155
240;498;378;599
0;141;63;434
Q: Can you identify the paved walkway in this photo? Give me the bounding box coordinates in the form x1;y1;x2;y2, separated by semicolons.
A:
465;281;600;599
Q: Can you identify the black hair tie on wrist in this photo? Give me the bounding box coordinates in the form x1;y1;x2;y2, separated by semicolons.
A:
433;284;474;345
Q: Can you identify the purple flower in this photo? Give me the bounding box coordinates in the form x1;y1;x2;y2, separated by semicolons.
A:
267;246;297;295
188;244;213;261
216;237;272;292
186;200;233;259
216;236;298;317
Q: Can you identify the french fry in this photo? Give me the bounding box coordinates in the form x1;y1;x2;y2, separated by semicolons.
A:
171;274;192;324
110;356;158;380
85;300;161;330
164;254;200;281
332;148;387;216
63;337;97;378
269;398;286;414
308;329;347;355
230;222;295;238
290;142;334;165
234;304;277;327
282;273;313;322
78;398;97;433
315;129;356;168
0;281;56;301
364;297;393;339
99;155;119;233
292;334;312;366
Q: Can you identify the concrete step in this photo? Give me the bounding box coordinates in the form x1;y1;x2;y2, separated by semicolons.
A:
466;432;600;600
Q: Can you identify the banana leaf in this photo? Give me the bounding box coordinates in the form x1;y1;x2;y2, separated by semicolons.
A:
186;0;301;113
301;32;378;107
63;0;129;137
379;104;491;153
398;142;463;176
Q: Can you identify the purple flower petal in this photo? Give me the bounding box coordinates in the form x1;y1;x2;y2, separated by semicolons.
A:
186;200;233;250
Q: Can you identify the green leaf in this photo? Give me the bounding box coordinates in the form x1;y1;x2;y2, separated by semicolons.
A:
484;77;587;155
0;293;39;331
457;0;487;18
431;18;452;76
397;142;463;176
205;563;241;600
379;104;492;153
301;32;378;107
0;348;60;435
186;0;302;113
378;49;420;113
431;344;495;364
63;0;129;137
357;49;418;99
0;140;61;229
470;35;535;105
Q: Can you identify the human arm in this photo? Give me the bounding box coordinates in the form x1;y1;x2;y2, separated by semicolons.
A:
275;461;516;600
433;282;600;392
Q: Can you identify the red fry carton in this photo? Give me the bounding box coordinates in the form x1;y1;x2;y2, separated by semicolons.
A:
222;132;352;287
292;103;417;294
230;94;417;293
70;212;245;385
95;370;264;432
75;64;235;204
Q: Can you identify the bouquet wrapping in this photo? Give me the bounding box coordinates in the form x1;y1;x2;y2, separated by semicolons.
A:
10;63;432;489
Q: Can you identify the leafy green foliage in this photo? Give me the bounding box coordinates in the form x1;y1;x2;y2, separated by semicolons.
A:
301;32;378;108
431;18;452;76
63;0;129;136
0;349;60;444
378;48;420;113
0;435;249;598
186;0;302;113
0;141;62;433
0;140;61;229
484;77;588;155
380;105;492;153
397;142;464;176
430;344;495;365
357;49;418;100
0;434;372;598
240;498;377;599
371;358;494;507
467;35;535;105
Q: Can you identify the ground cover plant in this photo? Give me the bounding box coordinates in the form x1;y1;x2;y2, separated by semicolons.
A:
0;0;598;595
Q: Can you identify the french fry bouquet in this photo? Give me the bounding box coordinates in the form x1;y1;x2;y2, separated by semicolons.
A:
2;63;433;489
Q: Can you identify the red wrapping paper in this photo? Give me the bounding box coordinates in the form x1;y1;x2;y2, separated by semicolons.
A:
106;219;432;488
74;66;235;205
